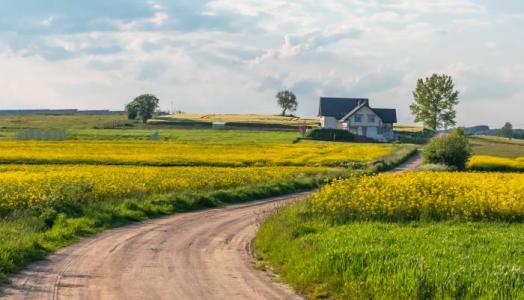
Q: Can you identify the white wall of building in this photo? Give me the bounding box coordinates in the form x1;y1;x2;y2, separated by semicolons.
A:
320;116;338;128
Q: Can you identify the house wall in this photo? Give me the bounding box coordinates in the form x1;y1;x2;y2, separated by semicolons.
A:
320;116;338;129
343;106;395;141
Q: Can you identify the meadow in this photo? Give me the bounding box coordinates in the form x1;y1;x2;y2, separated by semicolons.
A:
255;172;524;299
470;135;524;158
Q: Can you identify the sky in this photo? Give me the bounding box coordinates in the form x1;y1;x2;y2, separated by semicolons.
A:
0;0;523;127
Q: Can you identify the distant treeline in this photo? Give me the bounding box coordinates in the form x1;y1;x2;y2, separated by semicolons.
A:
463;125;524;139
0;109;125;115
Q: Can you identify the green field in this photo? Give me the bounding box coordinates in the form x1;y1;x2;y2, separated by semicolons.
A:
470;135;524;158
256;207;524;299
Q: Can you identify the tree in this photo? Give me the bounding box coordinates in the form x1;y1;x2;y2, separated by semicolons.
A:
410;74;459;131
126;94;160;123
501;122;513;139
125;101;138;120
423;128;471;170
276;90;298;116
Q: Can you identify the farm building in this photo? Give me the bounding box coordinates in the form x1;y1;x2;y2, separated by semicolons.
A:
318;97;397;141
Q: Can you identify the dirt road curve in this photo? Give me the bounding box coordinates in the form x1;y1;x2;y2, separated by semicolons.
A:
2;194;308;300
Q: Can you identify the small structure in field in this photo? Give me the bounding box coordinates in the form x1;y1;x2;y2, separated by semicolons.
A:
318;97;397;141
212;122;226;130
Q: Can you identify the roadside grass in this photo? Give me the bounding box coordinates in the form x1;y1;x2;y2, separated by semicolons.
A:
0;177;331;284
470;136;524;158
255;204;524;299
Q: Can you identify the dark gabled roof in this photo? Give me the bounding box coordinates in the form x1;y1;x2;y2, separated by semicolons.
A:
318;97;369;120
372;108;397;124
339;102;369;122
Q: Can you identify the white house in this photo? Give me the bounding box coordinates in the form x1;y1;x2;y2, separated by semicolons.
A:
318;97;397;141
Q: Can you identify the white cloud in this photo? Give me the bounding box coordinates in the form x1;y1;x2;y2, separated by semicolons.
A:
0;0;523;127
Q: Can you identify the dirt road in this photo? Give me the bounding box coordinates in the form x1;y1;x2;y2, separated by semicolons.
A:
2;193;307;300
2;153;422;300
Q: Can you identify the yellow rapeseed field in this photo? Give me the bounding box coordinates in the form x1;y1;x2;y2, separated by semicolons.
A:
468;155;524;172
311;172;524;221
0;165;334;211
0;140;394;166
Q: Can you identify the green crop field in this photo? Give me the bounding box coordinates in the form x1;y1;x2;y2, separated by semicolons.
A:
470;135;524;158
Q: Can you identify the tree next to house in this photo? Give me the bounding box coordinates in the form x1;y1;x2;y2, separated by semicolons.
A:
501;122;513;139
126;94;160;123
276;90;298;116
410;74;459;131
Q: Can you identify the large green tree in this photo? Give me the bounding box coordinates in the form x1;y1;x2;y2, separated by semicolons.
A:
410;74;459;131
126;94;160;123
276;90;298;116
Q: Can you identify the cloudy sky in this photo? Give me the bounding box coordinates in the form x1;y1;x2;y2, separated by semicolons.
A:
1;0;523;127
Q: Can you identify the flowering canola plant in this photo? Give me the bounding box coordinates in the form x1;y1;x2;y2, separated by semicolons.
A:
468;155;524;172
0;165;333;211
311;172;524;221
0;140;393;167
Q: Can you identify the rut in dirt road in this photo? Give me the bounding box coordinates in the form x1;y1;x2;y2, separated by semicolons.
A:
1;153;422;300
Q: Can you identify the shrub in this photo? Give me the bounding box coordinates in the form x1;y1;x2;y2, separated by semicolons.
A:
423;129;471;169
306;128;354;142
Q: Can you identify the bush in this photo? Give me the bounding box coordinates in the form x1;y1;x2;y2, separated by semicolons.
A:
306;128;354;142
423;129;471;169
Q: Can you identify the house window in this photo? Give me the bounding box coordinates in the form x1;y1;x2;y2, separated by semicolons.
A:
354;114;362;122
368;115;375;123
377;126;384;134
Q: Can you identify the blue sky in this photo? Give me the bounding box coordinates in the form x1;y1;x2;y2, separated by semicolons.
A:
0;0;523;127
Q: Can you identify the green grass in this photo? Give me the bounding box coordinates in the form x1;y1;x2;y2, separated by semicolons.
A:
0;177;327;284
1;127;300;143
255;202;524;299
66;128;300;143
470;136;524;158
0;113;304;142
